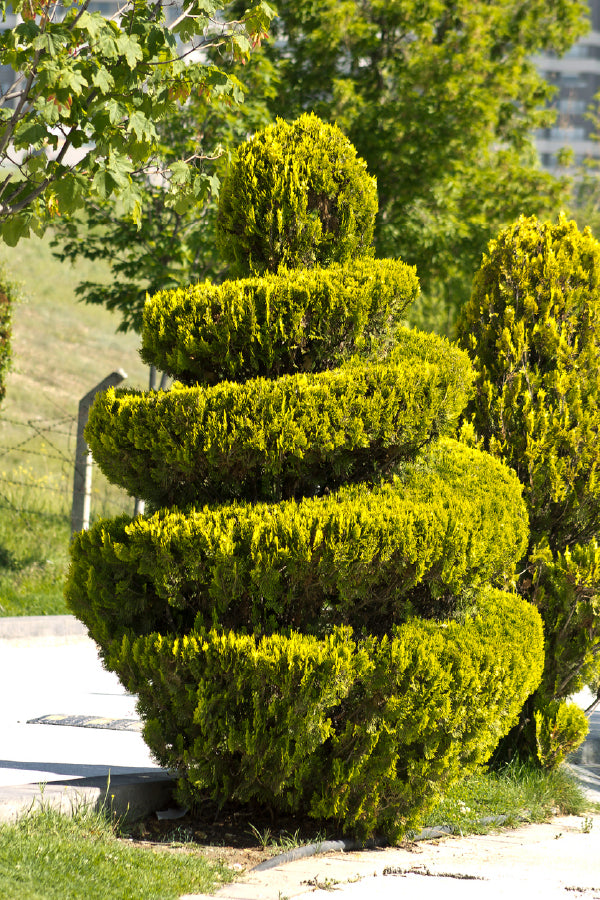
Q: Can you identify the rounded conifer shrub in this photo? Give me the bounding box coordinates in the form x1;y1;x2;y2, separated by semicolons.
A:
457;213;600;552
216;113;378;275
457;213;600;763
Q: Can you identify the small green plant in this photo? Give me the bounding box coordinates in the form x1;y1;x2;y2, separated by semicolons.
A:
247;823;273;850
534;700;589;770
247;827;305;853
277;830;303;851
303;876;340;891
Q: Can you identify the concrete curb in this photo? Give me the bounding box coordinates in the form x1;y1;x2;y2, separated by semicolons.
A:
0;771;177;824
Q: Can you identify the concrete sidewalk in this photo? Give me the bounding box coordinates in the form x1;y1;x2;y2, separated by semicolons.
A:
185;813;600;900
2;615;600;899
0;615;174;821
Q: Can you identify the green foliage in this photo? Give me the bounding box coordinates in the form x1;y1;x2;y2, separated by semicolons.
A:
0;0;276;243
46;0;585;336
457;213;600;764
216;113;378;275
49;57;278;335
458;213;600;552
534;699;589;770
237;0;587;333
0;261;17;408
531;542;600;700
401;148;572;336
140;257;419;384
66;438;529;647
86;332;473;506
102;590;543;840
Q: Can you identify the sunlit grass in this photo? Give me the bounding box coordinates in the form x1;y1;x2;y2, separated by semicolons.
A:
422;759;589;835
0;231;147;616
0;462;134;616
0;803;234;900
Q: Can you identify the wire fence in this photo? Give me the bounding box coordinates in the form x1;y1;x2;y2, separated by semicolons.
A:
0;366;166;546
0;412;74;517
0;407;131;529
0;364;159;612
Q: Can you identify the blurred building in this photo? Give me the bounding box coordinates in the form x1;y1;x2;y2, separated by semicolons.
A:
533;0;600;172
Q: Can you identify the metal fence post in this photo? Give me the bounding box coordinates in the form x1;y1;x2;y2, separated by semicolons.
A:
71;369;127;535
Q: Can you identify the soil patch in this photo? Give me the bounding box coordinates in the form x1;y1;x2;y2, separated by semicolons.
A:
120;798;344;872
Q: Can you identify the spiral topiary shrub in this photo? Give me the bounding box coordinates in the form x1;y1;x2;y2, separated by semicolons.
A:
98;590;542;840
457;213;600;764
87;334;474;507
67;118;544;837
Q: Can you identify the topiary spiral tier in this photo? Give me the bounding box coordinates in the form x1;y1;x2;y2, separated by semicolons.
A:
67;115;544;839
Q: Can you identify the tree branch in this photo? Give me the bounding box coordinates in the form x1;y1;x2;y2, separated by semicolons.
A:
0;47;44;159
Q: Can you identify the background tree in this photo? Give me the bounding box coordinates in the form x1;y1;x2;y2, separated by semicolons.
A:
50;0;587;337
565;93;600;241
50;56;277;335
0;0;275;245
231;0;588;334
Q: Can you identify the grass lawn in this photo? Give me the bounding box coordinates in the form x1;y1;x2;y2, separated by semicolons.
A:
421;758;593;833
0;232;148;616
0;804;234;900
